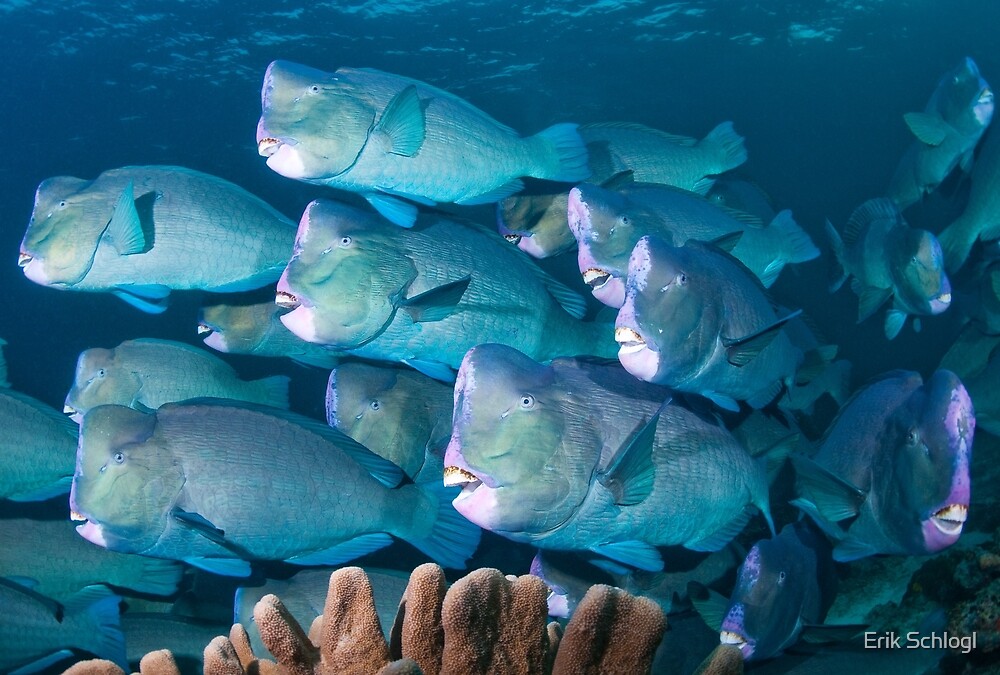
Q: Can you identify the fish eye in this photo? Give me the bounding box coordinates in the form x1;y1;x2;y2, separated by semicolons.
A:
339;236;353;248
778;571;786;583
97;368;106;378
309;85;321;93
519;394;535;409
620;215;630;227
58;200;67;208
678;273;688;285
906;429;919;446
113;451;125;464
369;399;381;411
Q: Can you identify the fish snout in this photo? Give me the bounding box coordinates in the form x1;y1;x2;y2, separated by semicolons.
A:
615;325;646;354
930;291;952;314
17;250;32;268
196;322;213;336
444;465;480;488
257;136;282;158
275;290;300;309
931;503;967;536
583;267;612;289
566;187;590;239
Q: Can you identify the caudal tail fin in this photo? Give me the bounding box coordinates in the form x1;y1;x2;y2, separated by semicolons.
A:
699;121;748;174
68;585;127;669
937;213;992;274
531;123;592;183
758;210;820;287
404;473;482;569
253;374;291;409
824;219;849;292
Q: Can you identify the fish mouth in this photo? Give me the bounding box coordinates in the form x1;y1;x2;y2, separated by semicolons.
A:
70;510;87;523
931;504;967;536
720;631;747;648
196;322;213;336
18;251;32;268
275;290;300;309
257;137;283;157
615;326;646;354
503;233;522;245
583;268;611;289
980;87;994;105
444;466;484;501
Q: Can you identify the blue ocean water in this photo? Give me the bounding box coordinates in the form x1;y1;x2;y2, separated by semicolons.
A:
1;1;998;673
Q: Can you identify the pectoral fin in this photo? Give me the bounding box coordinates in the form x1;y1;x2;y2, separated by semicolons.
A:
687;581;730;632
401;275;471;323
106;181;147;255
171;508;227;544
791;455;866;522
722;309;801;367
884;309;908;340
377;85;425;156
856;286;892;323
366;193;418;228
904;112;951;146
597;402;664;506
589;540;663;572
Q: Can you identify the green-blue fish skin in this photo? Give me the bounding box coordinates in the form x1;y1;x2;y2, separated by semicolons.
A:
198;300;342;370
444;345;773;572
277;199;616;376
256;61;589;227
19;165;297;312
887;57;994;210
0;386;78;502
0;518;183;602
64;338;289;421
70;401;481;576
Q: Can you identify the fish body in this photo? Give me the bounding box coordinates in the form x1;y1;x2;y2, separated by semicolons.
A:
706;177;778;223
70;400;480;576
937;122;1000;272
326;362;453;481
887;57;994;209
64;338;289;422
716;521;837;661
443;344;773;572
567;180;817;306
0;518;182;602
826;198;952;339
792;369;974;561
495;121;748;259
122;613;228;675
18;165;296;313
615;236;802;411
198;301;341;369
276;199;614;379
0;387;78;501
0;579;126;673
256;61;589;227
940;326;1000;437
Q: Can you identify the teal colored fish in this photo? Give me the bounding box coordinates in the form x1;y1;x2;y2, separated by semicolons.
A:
327;362;453;482
256;61;589;228
122;613;229;674
18;165;297;313
0;579;126;673
887;57;993;209
0;518;182;602
0;384;78;502
937;118;1000;272
198;301;341;369
826;198;952;340
64;338;289;422
498;121;748;258
443;345;777;573
792;370;974;561
70;400;480;577
276;199;614;381
615;236;803;412
568;179;818;306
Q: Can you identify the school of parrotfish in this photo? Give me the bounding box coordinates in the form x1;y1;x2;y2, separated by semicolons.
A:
2;53;997;673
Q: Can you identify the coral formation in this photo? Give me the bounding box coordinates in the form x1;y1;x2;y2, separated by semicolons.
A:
692;644;744;675
65;564;667;675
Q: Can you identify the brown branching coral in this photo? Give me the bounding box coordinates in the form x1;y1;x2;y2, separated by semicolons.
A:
551;583;668;675
66;563;668;675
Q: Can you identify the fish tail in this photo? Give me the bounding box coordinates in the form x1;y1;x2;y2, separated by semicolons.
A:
699;121;748;173
66;585;127;669
403;475;482;569
824;219;848;292
530;123;591;183
254;374;291;409
936;214;978;274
